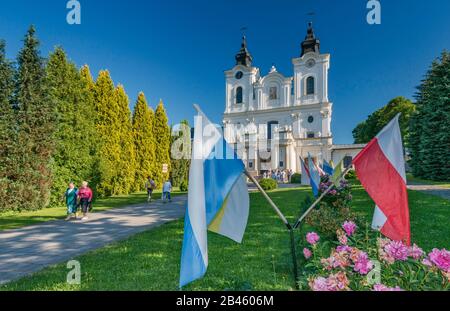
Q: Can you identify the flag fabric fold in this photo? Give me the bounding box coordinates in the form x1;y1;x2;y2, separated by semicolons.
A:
331;159;344;187
179;107;250;288
323;159;334;176
352;114;411;245
308;154;321;197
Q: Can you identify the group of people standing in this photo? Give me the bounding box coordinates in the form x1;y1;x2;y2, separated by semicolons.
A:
262;169;293;183
62;181;93;221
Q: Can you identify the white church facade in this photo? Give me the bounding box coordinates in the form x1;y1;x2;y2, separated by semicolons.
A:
222;23;364;180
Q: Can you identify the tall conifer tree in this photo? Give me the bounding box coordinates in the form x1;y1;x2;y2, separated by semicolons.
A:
114;85;136;194
93;70;119;196
132;92;155;191
409;51;450;181
170;120;191;187
80;65;100;193
0;40;16;211
14;26;55;210
153;100;171;186
46;48;97;204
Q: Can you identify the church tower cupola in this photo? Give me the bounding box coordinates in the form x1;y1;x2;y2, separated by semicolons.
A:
301;22;320;56
235;36;253;67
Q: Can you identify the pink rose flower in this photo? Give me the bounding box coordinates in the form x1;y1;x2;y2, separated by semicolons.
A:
353;251;374;275
377;238;395;264
309;277;329;291
306;232;320;245
309;272;349;291
336;245;352;253
384;240;409;261
321;251;350;270
326;272;350;291
427;248;450;272
303;248;312;259
342;221;357;237
408;244;425;260
422;258;433;267
338;233;348;245
373;284;403;291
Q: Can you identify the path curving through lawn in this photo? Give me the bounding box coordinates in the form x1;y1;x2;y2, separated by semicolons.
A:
407;184;450;200
0;196;186;285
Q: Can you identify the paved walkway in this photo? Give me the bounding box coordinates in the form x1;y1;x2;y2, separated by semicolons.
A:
407;184;450;200
0;196;187;285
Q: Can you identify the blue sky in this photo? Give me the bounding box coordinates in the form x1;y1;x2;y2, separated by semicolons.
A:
1;0;449;144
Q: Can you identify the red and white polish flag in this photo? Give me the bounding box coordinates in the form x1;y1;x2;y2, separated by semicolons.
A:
352;114;411;245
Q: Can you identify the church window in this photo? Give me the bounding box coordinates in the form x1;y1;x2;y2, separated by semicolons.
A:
307;132;315;139
308;116;314;123
236;87;243;104
269;86;278;100
343;156;353;168
267;121;278;140
306;76;315;95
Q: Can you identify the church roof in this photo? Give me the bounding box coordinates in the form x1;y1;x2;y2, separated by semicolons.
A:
301;22;320;56
331;144;367;150
235;36;253;67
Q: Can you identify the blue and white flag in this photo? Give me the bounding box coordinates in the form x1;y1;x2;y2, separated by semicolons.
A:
308;153;320;197
179;105;250;288
323;159;334;176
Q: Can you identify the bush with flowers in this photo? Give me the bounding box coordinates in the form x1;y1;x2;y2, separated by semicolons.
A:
298;221;450;291
306;178;357;237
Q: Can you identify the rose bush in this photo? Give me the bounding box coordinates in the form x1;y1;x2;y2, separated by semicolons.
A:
306;178;357;237
299;222;450;291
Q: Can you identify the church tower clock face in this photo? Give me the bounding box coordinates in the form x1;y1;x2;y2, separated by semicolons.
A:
235;71;243;79
306;59;316;68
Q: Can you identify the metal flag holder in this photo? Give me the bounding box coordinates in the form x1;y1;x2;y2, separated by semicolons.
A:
244;165;353;289
192;103;353;289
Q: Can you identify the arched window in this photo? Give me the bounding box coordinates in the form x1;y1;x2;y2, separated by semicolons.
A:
236;87;243;104
306;76;315;95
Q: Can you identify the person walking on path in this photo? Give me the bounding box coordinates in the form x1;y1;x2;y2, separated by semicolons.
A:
162;179;172;203
145;176;156;203
77;181;93;221
62;182;78;221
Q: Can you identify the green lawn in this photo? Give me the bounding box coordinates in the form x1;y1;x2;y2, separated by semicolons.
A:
0;189;186;231
1;186;449;291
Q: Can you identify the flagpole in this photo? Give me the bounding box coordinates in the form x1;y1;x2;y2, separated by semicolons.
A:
192;104;300;289
244;170;299;289
244;170;290;227
293;165;353;229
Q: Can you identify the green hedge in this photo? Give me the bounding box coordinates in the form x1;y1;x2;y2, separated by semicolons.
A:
180;180;188;192
345;170;357;180
259;178;278;191
290;173;302;184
